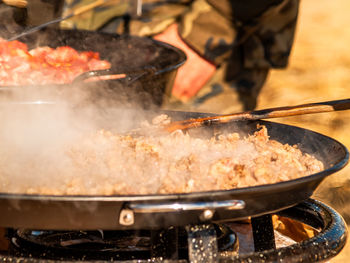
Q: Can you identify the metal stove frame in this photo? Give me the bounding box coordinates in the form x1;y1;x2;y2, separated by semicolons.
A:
0;198;347;263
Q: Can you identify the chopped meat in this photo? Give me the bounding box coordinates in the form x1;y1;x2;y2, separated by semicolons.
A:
0;38;111;86
4;117;324;196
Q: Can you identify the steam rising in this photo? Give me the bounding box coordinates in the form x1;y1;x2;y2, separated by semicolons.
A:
0;83;325;196
0;82;151;195
0;82;325;196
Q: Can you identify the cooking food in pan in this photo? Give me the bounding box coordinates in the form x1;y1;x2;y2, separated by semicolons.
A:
0;109;347;230
0;38;111;86
0;114;324;196
0;27;187;107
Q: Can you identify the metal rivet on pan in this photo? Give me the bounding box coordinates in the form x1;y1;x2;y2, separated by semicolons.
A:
200;209;214;221
119;209;135;226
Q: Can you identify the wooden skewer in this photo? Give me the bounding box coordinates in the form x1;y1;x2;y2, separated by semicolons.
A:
164;98;350;133
7;0;113;41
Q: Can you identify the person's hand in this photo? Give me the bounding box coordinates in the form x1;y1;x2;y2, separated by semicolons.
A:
154;24;216;102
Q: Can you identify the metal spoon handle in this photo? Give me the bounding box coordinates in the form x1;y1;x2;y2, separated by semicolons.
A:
7;0;111;41
165;98;350;132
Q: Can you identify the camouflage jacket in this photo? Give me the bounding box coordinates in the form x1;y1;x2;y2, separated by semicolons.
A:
60;0;300;110
61;0;299;68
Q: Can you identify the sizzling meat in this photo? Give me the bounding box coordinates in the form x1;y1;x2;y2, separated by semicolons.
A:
21;115;324;196
0;38;111;85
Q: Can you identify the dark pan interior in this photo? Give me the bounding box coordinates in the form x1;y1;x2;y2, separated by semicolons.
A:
0;109;347;230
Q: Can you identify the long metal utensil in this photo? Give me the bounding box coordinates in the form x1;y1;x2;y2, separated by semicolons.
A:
7;0;115;41
164;98;350;133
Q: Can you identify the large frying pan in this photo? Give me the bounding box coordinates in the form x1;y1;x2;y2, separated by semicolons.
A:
0;109;347;230
0;27;186;107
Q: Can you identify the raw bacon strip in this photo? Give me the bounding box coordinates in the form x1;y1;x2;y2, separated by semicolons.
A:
0;38;111;86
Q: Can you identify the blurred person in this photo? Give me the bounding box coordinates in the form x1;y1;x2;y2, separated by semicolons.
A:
1;0;300;113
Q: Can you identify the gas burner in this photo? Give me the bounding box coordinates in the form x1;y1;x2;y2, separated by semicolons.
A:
11;229;153;261
0;199;346;262
8;224;237;261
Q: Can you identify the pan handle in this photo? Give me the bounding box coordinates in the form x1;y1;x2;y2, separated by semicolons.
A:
129;200;245;213
72;66;157;84
119;200;245;226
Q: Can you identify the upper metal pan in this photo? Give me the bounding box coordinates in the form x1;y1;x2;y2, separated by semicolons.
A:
0;27;186;107
0;109;347;230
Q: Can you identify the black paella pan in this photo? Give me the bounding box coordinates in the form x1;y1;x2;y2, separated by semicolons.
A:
0;109;347;230
0;27;186;107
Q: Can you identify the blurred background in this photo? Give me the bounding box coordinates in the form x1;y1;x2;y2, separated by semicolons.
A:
258;0;350;260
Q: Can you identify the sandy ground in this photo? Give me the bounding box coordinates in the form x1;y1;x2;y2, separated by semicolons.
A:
258;0;350;261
